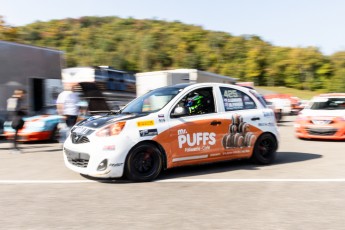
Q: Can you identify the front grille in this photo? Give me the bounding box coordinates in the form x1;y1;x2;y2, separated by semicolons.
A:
71;127;94;135
311;120;333;125
307;127;338;136
71;133;90;144
64;148;90;168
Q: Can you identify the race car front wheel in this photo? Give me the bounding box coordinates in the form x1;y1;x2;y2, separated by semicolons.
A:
251;133;278;165
125;143;163;182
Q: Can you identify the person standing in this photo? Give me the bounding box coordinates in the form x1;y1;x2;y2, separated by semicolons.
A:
56;84;80;142
7;89;27;153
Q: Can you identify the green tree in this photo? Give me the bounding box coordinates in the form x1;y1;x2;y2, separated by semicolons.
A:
0;16;18;41
2;15;343;92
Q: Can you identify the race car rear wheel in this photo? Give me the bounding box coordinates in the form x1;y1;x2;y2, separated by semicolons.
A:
125;143;163;182
49;126;59;142
251;133;277;164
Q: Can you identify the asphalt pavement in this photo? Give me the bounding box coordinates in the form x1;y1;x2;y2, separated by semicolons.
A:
1;116;345;230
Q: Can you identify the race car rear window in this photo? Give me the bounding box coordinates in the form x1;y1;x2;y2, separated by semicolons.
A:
220;87;257;111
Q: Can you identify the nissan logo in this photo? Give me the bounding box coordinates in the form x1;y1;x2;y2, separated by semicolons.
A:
71;133;81;143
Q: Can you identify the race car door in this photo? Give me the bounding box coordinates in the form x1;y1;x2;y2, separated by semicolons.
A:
217;86;265;159
167;86;225;167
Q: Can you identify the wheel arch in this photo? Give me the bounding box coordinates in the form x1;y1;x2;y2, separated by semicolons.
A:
260;131;279;146
250;131;279;164
126;140;168;170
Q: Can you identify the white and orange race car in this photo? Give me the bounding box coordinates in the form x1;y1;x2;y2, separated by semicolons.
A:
4;113;63;142
63;83;279;182
294;93;345;140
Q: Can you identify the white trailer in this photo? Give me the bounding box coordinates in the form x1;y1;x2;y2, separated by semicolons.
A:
135;69;237;97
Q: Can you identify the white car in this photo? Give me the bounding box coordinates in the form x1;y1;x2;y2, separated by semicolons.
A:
63;83;279;182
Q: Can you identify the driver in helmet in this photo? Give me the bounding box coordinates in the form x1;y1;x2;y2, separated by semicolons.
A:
185;92;205;115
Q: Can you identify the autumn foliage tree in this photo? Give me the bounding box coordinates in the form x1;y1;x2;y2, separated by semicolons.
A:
1;15;344;92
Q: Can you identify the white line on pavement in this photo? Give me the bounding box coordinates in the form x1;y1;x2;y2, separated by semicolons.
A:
156;178;345;183
0;180;96;184
1;178;345;184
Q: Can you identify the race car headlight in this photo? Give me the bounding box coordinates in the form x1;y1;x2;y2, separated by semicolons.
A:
336;116;345;121
96;121;126;137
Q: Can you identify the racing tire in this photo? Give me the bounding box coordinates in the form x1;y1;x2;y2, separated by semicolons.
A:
49;126;59;142
251;133;278;165
125;143;163;182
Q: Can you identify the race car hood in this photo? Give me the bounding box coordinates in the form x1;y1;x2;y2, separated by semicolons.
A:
76;113;145;129
300;109;345;118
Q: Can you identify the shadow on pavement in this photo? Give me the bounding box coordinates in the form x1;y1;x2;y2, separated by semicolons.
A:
86;151;321;184
80;174;132;184
158;151;321;180
297;138;345;143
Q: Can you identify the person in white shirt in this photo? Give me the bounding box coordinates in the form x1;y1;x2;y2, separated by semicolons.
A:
56;83;80;128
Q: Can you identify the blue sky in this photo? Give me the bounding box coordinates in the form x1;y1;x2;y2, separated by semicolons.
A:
1;0;345;55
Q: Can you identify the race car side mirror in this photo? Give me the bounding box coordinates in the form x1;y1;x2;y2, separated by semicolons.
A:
171;106;188;118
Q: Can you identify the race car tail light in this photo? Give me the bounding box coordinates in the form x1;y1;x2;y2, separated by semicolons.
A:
96;121;126;137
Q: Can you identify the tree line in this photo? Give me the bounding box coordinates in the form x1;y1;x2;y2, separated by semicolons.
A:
1;15;345;92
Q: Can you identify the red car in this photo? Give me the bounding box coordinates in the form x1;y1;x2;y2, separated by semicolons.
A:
294;93;345;140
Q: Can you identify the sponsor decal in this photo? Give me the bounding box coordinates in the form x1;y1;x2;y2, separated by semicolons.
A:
158;114;165;122
223;89;240;98
109;163;124;167
223;89;244;110
172;154;208;162
244;101;255;106
223;98;244;110
222;114;256;148
177;129;216;152
103;145;116;151
258;122;275;127
263;111;274;117
73;126;91;135
137;120;155;127
151;117;263;167
224;149;250;155
139;129;158;137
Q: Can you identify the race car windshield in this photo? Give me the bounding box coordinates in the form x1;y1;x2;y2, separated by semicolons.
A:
121;85;186;114
309;98;345;110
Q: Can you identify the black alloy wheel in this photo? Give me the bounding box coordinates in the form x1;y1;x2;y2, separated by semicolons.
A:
251;133;278;164
125;143;163;182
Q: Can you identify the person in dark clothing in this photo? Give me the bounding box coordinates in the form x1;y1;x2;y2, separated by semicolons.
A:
7;89;26;153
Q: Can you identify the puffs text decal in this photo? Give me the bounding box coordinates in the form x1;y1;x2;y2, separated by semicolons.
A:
177;129;216;152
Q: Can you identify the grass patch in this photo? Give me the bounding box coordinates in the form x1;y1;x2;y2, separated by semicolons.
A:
256;86;323;100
